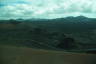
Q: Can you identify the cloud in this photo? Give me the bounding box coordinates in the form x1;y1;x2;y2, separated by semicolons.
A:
0;0;96;19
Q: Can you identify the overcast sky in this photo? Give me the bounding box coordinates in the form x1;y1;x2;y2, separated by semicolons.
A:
0;0;96;19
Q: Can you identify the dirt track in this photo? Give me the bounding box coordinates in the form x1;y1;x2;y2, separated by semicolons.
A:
0;45;96;64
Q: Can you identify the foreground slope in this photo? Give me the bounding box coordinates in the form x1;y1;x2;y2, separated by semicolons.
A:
0;45;96;64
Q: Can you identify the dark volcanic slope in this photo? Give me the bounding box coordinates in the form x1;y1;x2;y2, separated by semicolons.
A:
0;16;96;50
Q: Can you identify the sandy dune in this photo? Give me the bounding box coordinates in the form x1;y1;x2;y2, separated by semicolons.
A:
0;45;96;64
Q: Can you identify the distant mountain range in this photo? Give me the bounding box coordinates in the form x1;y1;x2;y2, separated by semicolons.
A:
12;16;95;23
0;16;96;21
0;16;96;32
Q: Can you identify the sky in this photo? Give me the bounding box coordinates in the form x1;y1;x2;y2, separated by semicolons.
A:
0;0;96;19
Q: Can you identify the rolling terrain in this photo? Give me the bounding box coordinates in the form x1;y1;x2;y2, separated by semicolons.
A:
0;16;96;51
0;16;96;64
